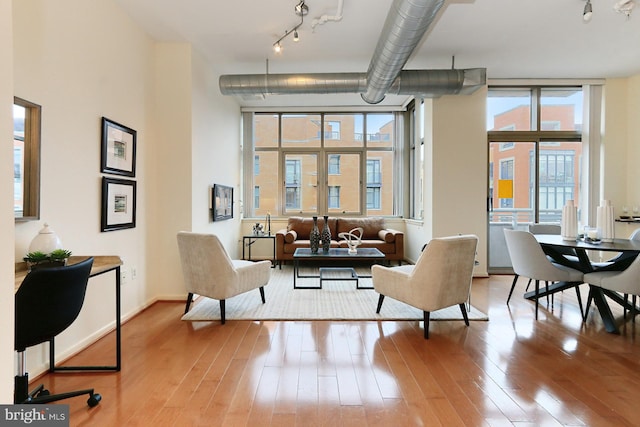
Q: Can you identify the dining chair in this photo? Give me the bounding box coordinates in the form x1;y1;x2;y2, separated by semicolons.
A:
177;232;272;324
503;229;585;320
587;227;640;320
583;250;640;326
372;234;478;339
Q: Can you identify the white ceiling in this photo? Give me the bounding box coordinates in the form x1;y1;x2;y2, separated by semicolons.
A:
115;0;640;107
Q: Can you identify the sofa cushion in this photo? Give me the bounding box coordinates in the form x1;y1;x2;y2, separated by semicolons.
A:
337;217;384;240
378;229;395;243
284;230;297;243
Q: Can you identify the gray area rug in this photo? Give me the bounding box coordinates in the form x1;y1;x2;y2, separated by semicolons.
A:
181;266;489;322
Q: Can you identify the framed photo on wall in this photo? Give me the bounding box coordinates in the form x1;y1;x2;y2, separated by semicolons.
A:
212;184;233;221
101;177;136;231
101;117;137;177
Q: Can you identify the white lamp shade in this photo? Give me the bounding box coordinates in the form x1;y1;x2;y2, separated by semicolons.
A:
28;223;63;253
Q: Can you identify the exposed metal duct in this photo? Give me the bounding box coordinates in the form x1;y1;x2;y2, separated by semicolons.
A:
219;0;486;103
219;69;486;98
362;0;445;104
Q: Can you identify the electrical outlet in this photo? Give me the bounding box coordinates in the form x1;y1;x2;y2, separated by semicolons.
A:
120;269;127;285
131;266;137;280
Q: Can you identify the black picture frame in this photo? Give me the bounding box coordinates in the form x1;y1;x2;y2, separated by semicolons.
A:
212;184;233;221
101;117;137;177
101;177;137;232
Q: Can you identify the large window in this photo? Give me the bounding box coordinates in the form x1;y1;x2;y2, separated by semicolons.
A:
487;86;586;272
246;112;397;217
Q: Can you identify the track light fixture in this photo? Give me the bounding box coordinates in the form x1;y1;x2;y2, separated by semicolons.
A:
583;0;593;22
272;1;307;53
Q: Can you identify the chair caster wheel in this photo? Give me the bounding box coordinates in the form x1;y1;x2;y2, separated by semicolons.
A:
87;393;102;407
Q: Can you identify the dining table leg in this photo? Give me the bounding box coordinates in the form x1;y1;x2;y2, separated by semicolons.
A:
588;285;620;334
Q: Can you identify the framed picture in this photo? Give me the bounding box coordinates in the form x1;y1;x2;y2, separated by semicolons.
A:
212;184;233;221
101;117;136;177
101;177;136;232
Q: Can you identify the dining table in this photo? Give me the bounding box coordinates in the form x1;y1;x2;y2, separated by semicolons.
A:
533;234;640;333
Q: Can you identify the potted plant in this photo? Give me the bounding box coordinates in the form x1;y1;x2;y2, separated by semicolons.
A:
24;249;72;271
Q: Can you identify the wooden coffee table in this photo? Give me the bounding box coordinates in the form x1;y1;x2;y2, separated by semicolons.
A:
292;247;385;289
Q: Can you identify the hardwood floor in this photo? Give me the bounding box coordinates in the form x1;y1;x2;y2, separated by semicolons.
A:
34;273;640;426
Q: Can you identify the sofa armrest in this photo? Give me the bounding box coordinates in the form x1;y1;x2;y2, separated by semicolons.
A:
379;228;403;243
275;229;287;261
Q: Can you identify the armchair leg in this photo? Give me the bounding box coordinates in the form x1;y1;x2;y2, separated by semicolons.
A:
423;311;431;339
376;294;385;313
220;300;226;324
507;275;519;304
259;286;265;303
459;303;469;326
184;293;194;314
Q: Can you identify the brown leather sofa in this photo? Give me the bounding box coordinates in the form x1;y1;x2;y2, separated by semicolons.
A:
275;216;404;265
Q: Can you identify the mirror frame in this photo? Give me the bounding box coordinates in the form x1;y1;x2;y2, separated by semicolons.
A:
14;96;41;222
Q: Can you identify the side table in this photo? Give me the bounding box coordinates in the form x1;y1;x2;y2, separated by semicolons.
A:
243;234;276;267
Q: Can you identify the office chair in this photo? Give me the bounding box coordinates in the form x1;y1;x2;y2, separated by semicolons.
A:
14;257;102;407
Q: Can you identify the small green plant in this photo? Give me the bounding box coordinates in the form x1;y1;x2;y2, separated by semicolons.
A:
23;251;49;263
24;249;72;268
49;249;72;261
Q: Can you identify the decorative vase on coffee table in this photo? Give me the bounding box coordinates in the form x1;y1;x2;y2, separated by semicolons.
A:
310;216;320;254
321;215;331;253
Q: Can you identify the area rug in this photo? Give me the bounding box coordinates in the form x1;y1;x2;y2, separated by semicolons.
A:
181;266;488;322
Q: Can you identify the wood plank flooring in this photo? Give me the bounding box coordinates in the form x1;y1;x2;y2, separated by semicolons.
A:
31;273;640;426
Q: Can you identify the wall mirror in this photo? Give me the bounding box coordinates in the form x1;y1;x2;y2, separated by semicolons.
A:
13;97;41;221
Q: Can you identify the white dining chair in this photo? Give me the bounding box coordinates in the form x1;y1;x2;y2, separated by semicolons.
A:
586;227;640;320
503;229;585;320
583;250;640;325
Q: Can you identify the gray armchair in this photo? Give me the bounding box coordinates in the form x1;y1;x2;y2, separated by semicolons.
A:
177;232;272;324
372;234;478;339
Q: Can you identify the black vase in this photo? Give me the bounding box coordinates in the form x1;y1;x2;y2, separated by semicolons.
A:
310;216;320;254
321;215;331;253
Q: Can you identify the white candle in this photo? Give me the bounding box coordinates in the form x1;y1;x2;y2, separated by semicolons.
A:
587;228;598;240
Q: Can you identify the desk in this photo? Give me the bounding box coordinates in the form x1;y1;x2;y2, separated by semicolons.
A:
15;255;123;372
242;234;276;267
534;235;640;333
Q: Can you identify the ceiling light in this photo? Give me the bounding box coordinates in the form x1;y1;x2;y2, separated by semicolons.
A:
583;0;593;22
295;1;309;16
272;1;308;53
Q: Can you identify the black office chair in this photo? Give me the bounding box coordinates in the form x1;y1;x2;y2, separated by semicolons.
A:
14;257;102;407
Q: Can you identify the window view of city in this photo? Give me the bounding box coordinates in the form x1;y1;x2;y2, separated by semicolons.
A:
250;113;396;217
487;87;584;269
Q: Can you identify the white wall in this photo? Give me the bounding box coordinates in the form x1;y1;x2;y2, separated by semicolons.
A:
10;0;156;383
405;88;489;276
146;43;193;300
190;51;242;255
1;0;15;404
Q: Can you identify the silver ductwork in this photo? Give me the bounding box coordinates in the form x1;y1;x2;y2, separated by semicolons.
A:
362;0;445;104
219;69;486;98
219;0;486;103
